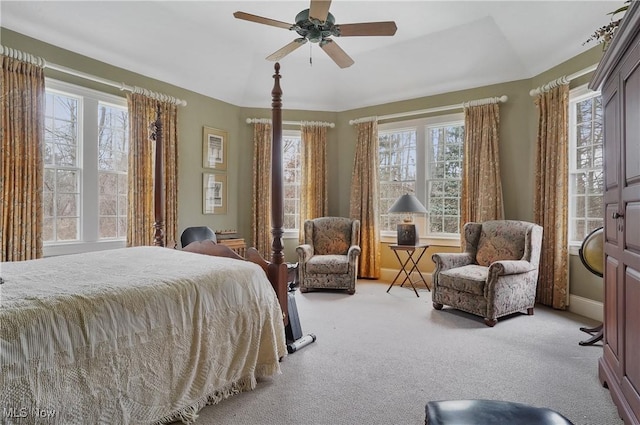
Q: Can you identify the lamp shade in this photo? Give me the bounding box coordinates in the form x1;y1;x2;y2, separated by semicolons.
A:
388;194;427;214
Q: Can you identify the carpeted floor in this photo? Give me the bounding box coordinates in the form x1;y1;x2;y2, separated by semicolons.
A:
189;281;622;425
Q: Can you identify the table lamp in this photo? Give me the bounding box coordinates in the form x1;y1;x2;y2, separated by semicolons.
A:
388;193;427;245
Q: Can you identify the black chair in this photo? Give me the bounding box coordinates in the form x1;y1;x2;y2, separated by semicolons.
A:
425;400;574;425
180;226;216;248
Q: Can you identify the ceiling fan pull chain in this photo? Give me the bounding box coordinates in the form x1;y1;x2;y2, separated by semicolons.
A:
310;43;313;66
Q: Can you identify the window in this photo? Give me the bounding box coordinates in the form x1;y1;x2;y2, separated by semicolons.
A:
378;113;464;241
283;130;302;232
44;80;129;256
426;124;464;235
568;86;603;247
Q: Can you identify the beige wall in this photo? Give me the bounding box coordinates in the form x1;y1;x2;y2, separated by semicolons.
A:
2;28;604;302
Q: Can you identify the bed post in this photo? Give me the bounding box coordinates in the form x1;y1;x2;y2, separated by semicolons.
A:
269;63;289;325
152;104;165;247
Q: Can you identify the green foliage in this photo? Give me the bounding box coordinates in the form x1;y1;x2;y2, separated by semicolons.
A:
584;1;630;48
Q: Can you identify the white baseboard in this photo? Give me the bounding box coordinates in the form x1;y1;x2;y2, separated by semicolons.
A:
569;294;603;322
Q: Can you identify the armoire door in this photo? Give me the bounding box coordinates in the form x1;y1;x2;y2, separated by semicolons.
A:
619;36;640;421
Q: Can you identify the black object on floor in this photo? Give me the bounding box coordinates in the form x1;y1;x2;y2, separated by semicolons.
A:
424;400;574;425
285;290;316;354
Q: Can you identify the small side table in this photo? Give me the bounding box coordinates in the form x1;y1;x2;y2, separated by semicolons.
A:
387;244;430;297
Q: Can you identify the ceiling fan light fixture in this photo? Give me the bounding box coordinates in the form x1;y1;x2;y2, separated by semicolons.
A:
234;1;397;68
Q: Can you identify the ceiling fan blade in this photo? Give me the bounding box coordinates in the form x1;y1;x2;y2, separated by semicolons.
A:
266;38;308;61
233;11;293;30
320;39;354;69
309;0;332;23
337;21;398;37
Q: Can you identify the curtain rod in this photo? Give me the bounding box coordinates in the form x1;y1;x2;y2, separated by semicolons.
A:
348;95;508;125
529;64;598;97
245;118;335;128
1;45;187;106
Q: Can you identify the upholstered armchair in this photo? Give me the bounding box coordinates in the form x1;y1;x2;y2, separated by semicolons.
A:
431;220;543;327
296;217;361;294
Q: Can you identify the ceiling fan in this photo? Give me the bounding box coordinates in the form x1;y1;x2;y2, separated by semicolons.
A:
233;0;397;68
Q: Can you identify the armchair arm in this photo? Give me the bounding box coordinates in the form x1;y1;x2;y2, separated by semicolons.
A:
347;245;361;260
488;260;535;276
431;252;475;272
296;244;314;263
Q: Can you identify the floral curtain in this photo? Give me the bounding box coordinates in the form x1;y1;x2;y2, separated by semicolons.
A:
350;120;381;278
534;84;569;310
1;55;45;261
252;122;272;258
298;123;328;242
461;103;505;225
126;93;179;248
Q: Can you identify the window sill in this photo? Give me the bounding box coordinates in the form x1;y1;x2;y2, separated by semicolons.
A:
44;240;126;257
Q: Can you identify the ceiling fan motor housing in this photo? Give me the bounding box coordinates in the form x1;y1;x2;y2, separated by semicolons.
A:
294;9;338;43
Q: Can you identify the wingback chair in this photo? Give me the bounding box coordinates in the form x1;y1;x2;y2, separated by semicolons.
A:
431;220;543;327
296;217;361;294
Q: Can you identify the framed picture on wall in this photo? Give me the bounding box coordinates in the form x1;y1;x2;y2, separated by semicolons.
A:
202;126;227;170
202;173;227;214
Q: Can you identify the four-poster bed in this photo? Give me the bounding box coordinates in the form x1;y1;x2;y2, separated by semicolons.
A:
0;64;289;424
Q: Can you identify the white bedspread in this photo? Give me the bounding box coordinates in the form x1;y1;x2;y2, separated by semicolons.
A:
0;246;287;424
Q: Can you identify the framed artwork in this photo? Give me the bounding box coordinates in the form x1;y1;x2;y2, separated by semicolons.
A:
202;126;227;170
202;173;227;214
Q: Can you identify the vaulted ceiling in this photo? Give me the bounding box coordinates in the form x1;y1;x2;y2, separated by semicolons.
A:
0;1;617;111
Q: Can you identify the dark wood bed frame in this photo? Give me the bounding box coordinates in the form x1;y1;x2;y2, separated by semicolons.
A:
153;64;289;325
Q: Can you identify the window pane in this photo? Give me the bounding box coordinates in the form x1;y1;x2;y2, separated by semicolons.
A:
99;217;117;238
56;170;78;193
569;91;603;244
378;128;417;232
44;91;80;242
56;217;78;240
100;195;117;215
97;102;129;241
282;135;301;230
426;122;463;235
56;194;78;217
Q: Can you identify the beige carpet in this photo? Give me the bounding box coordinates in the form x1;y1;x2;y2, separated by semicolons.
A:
186;281;622;425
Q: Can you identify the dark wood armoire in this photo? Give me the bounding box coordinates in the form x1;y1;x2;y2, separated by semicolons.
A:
590;2;640;424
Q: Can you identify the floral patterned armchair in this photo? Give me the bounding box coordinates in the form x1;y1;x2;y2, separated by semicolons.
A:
296;217;361;294
431;220;543;326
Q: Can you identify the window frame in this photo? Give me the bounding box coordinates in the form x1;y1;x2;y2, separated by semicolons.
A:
568;84;603;255
44;79;129;257
282;129;302;238
378;112;464;246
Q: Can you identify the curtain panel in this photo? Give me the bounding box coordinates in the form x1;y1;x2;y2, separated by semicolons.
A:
1;55;45;261
298;124;328;242
350;121;381;278
533;84;569;310
461;103;505;225
126;93;179;248
252;122;272;258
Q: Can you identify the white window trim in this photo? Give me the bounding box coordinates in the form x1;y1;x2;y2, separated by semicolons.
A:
568;84;602;255
44;79;128;257
379;113;463;247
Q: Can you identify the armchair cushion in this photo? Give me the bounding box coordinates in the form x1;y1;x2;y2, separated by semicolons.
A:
476;221;527;266
439;265;487;296
307;255;349;274
311;218;353;255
